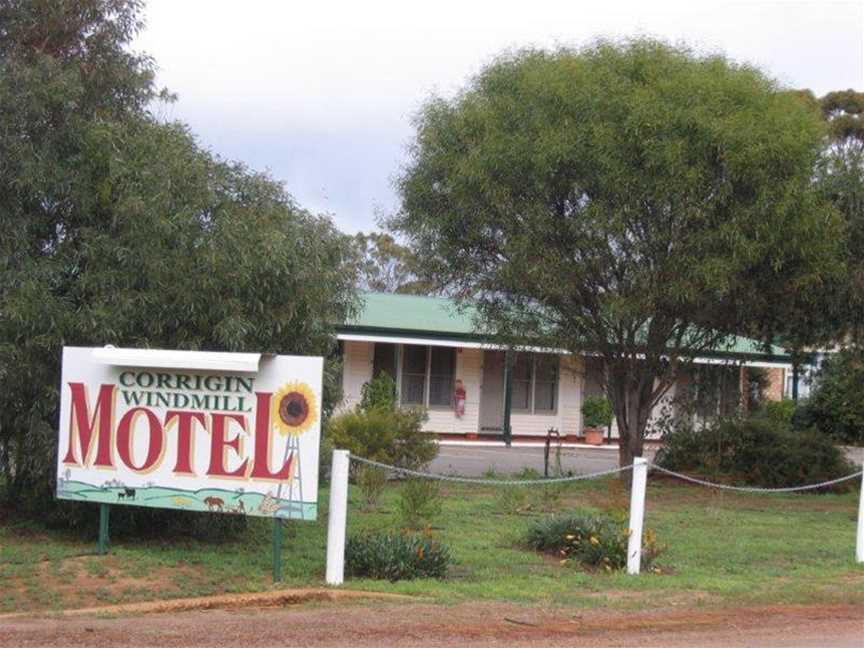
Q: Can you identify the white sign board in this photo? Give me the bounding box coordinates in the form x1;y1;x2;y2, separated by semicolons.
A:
56;347;322;520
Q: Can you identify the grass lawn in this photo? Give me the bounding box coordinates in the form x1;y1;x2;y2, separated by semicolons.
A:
1;473;863;613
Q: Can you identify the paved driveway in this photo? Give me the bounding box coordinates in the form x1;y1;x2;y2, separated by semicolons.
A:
430;444;655;478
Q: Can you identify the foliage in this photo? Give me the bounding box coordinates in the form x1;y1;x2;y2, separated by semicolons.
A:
581;396;614;429
356;466;388;510
352;231;437;295
325;406;438;472
795;349;864;445
397;479;442;529
345;532;451;581
655;417;856;489
0;0;358;524
359;372;398;412
752;399;797;427
781;89;864;347
392;38;842;466
526;512;660;571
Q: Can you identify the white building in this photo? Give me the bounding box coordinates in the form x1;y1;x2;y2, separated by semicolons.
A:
336;293;793;441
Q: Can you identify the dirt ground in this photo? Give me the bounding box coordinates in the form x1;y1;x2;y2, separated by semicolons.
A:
2;600;862;647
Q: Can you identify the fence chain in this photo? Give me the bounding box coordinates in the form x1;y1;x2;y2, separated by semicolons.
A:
647;463;864;493
348;454;633;485
347;454;864;493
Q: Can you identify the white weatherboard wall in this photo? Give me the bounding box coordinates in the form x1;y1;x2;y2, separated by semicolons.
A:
341;341;372;411
57;347;322;520
340;342;587;436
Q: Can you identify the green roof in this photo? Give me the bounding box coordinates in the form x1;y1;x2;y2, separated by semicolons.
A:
344;292;480;336
339;292;790;362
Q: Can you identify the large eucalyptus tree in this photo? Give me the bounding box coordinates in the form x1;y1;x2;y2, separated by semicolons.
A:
0;0;358;516
392;40;843;466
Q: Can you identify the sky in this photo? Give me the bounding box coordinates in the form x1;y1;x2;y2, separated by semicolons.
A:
135;0;864;234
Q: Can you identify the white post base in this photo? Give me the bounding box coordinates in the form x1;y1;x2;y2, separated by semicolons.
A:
325;449;350;585
627;457;648;575
856;462;864;563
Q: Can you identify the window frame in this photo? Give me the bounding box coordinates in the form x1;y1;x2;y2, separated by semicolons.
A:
397;344;456;409
400;344;429;407
427;346;456;408
512;353;559;415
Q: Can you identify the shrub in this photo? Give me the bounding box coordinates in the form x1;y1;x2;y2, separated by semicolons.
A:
345;532;451;581
526;512;660;571
359;373;398;412
753;399;796;427
398;479;442;529
796;349;864;445
582;396;613;428
325;406;438;473
656;417;856;490
357;465;388;510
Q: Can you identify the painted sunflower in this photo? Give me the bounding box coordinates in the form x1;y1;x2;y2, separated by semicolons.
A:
271;382;318;436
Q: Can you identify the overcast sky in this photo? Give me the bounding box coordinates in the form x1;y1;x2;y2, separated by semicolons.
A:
135;0;864;234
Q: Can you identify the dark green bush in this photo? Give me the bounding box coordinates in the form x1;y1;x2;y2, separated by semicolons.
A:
345;532;451;581
795;349;864;445
753;399;797;427
526;512;660;571
43;500;249;540
656;417;856;490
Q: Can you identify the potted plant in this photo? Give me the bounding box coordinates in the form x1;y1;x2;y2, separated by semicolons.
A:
581;396;613;445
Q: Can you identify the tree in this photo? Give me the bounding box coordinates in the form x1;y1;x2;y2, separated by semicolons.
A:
392;40;843;467
0;0;358;517
353;231;436;295
816;90;864;345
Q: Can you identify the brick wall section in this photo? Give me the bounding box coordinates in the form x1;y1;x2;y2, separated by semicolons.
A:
764;367;786;401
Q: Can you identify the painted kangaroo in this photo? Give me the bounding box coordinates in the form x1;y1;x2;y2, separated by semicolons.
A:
204;496;224;512
117;488;136;500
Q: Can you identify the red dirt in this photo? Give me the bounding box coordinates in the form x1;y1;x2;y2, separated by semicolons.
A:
1;600;861;647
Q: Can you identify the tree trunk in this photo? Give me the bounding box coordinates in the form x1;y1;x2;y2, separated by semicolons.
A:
607;361;656;479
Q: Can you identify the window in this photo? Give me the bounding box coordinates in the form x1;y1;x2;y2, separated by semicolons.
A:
512;354;532;410
399;345;457;407
373;343;397;379
429;347;456;406
512;353;559;414
533;355;558;412
692;365;741;419
401;345;427;405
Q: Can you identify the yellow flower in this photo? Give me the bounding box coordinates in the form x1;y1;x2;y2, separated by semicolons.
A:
271;382;318;437
565;534;576;540
590;536;600;546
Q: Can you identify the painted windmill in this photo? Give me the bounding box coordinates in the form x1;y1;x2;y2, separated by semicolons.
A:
270;382;317;520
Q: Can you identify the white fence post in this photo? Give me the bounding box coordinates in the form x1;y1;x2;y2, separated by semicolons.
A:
627;457;648;575
857;461;864;563
325;449;350;586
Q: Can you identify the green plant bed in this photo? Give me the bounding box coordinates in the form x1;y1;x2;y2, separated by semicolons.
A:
526;512;661;571
345;532;451;581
